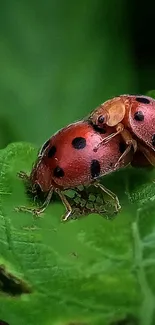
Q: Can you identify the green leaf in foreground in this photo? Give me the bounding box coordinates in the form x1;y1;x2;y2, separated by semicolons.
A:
0;142;155;325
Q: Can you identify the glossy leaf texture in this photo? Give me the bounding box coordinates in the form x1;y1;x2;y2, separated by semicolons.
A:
0;142;155;325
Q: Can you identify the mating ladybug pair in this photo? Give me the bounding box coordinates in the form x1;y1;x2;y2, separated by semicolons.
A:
18;94;155;221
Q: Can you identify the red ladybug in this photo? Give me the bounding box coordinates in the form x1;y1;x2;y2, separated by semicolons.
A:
18;120;132;221
89;95;155;165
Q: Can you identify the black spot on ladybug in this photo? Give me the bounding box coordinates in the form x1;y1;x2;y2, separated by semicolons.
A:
136;97;150;104
134;111;144;121
92;123;107;134
72;137;86;149
48;145;56;158
119;142;126;153
90;160;101;178
40;139;50;155
152;134;155;146
53;166;64;178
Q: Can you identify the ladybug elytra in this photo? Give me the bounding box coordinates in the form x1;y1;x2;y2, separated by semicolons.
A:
18;120;133;221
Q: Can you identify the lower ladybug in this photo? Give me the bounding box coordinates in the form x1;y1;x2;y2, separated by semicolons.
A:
88;94;155;165
17;120;132;221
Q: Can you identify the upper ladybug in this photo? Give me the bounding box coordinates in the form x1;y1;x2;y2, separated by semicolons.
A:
88;95;155;153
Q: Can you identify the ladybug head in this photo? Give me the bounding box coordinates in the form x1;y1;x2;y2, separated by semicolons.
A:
89;97;126;127
29;158;54;193
89;104;109;128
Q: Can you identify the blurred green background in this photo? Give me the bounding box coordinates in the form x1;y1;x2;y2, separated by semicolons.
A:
0;0;154;149
1;2;155;325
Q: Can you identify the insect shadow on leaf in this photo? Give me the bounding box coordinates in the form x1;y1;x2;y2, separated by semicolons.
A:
0;321;10;325
109;314;139;325
0;265;32;296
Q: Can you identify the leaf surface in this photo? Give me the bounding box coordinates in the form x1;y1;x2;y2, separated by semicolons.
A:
0;143;155;325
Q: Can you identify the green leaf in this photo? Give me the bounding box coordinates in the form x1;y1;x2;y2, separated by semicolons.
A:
0;142;155;325
146;90;155;99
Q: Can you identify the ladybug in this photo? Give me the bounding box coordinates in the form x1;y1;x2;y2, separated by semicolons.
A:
18;120;132;221
88;95;155;165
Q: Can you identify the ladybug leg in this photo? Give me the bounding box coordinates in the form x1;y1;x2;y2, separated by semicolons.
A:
137;142;155;166
114;129;137;168
93;181;121;212
17;171;30;182
94;123;124;150
15;187;53;216
101;123;124;144
17;171;37;194
103;122;124;144
55;188;72;221
131;150;153;168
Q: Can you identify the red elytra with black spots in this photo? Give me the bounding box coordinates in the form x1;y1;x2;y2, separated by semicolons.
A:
89;95;155;152
30;120;132;192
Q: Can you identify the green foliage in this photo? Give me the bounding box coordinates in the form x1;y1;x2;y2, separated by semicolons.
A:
0;142;155;325
146;90;155;99
0;2;155;325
